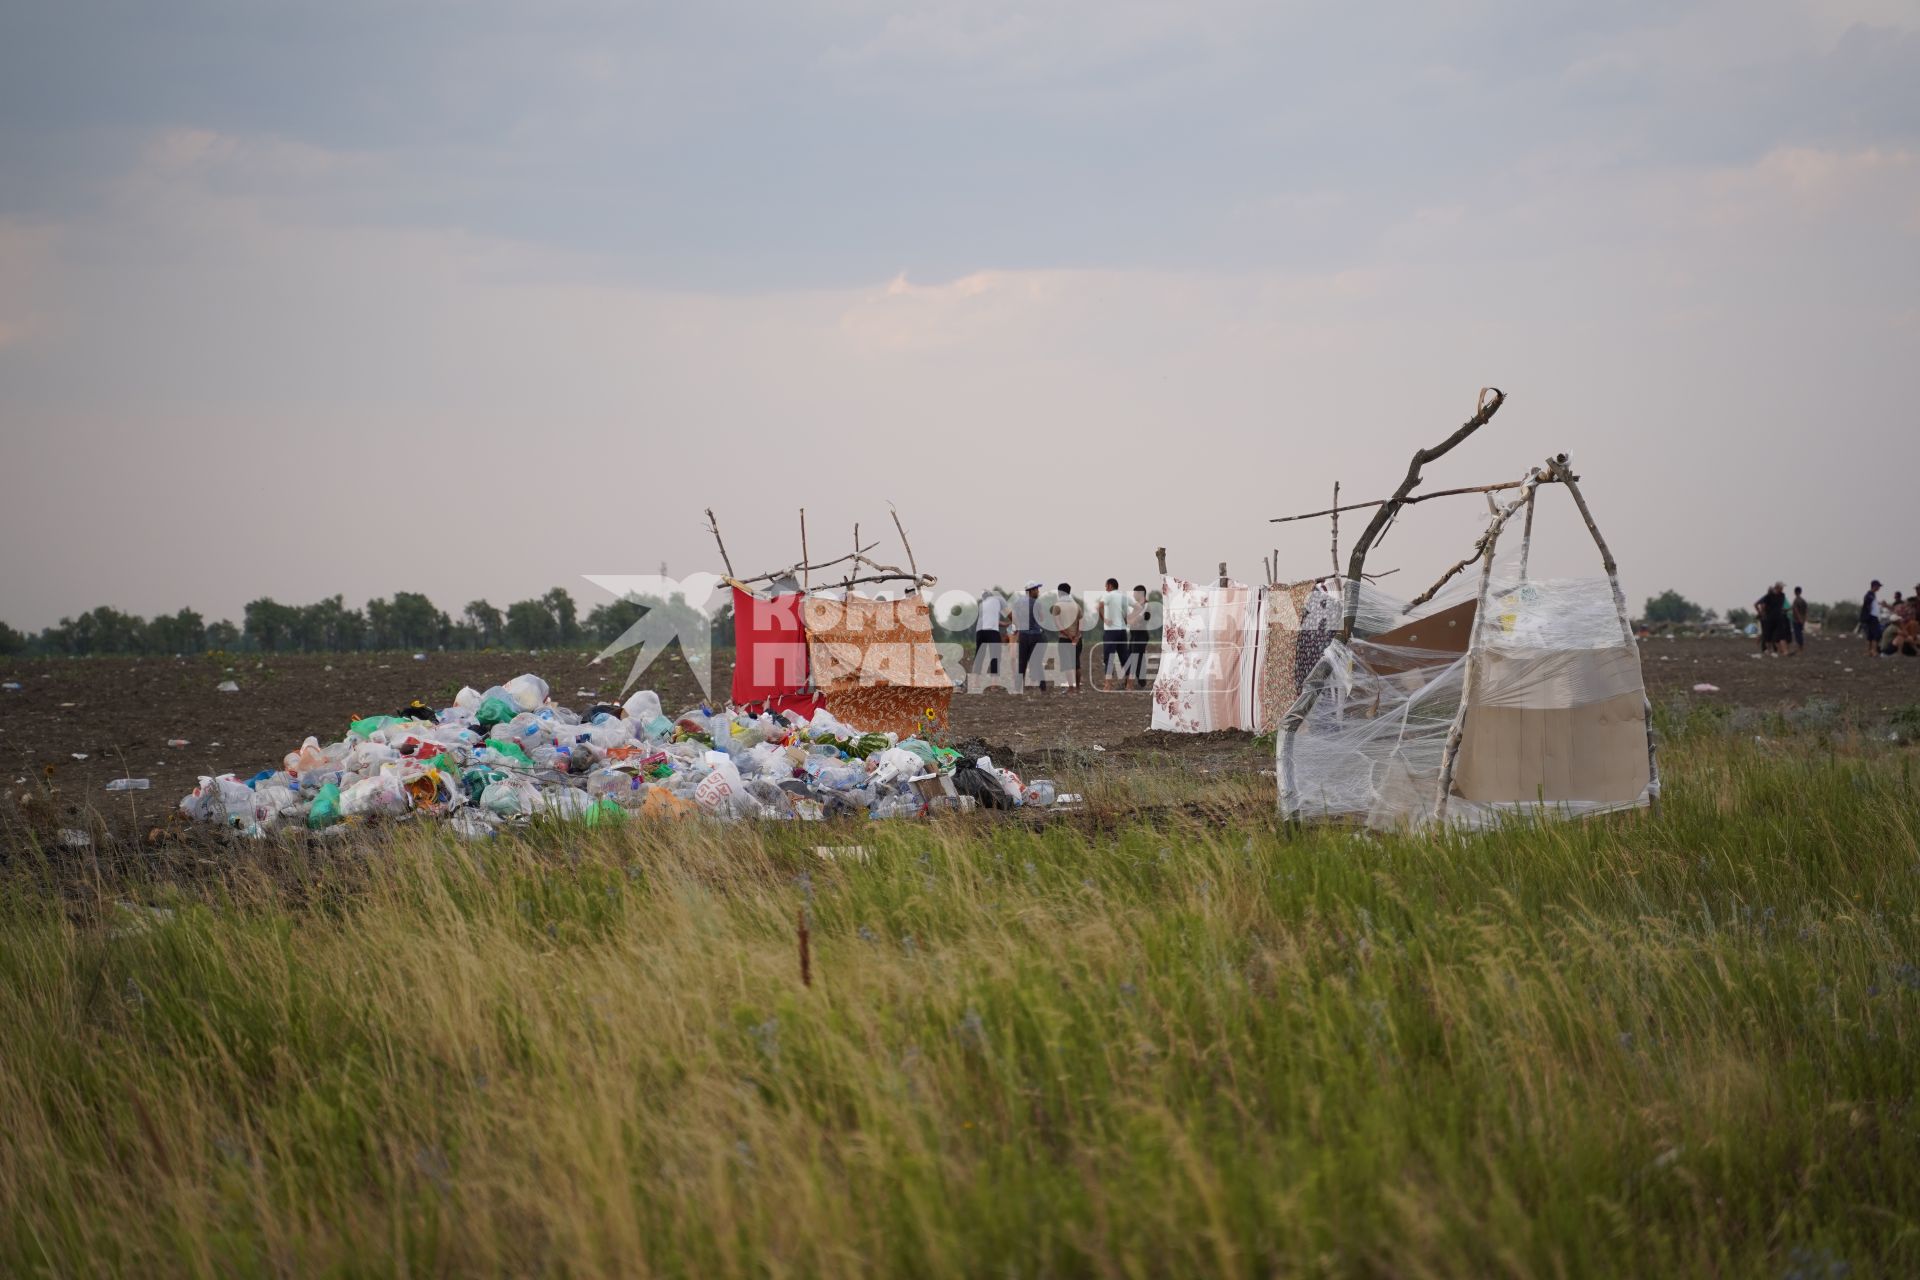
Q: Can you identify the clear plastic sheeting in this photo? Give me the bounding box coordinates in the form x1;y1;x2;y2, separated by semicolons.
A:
1279;574;1655;831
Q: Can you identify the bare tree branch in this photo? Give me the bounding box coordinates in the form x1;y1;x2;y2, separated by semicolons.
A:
1339;387;1507;640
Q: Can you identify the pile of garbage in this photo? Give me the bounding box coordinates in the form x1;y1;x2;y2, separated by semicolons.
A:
179;673;1057;838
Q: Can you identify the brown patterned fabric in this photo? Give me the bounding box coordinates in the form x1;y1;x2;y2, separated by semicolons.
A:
1255;581;1318;730
803;594;955;737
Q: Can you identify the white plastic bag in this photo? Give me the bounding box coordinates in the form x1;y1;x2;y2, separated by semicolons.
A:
504;673;550;712
339;775;410;818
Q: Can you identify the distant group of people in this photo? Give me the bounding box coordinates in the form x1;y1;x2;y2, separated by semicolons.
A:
1750;583;1808;656
1859;579;1920;658
972;580;1153;692
1752;579;1920;658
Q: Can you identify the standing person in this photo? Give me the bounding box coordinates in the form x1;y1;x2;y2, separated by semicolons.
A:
1862;580;1884;658
1097;577;1129;691
1791;586;1809;653
1758;582;1789;657
973;587;1007;687
1016;581;1047;692
1127;584;1152;689
1052;583;1083;692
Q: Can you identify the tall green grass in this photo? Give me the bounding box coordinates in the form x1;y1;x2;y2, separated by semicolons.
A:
2;731;1917;1277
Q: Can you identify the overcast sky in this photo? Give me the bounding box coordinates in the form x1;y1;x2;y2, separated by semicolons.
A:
3;0;1916;629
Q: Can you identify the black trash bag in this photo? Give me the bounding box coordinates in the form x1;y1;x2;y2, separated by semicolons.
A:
951;761;1014;810
395;699;437;722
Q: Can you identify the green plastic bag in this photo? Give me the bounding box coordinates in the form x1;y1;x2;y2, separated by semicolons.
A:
349;714;403;738
485;740;533;768
475;696;516;728
307;781;343;829
896;739;939;766
461;767;504;805
583;797;626;826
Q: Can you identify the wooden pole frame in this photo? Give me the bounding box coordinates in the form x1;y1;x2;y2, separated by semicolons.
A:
717;505;938;596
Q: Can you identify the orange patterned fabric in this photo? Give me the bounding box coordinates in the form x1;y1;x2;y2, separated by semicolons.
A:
802;594;955;737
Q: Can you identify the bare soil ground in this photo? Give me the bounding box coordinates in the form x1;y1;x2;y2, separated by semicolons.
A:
4;636;1916;840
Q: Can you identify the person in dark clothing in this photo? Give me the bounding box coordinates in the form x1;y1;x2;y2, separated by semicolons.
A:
1127;584;1152;687
1053;583;1083;692
1756;582;1789;656
1863;580;1884;658
1016;580;1047;692
1790;586;1809;653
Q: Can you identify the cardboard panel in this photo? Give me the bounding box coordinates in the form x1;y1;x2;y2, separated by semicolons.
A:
1363;600;1478;676
1453;691;1649;804
1369;599;1478;653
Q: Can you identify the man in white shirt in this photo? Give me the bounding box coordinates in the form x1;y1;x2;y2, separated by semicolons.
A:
973;588;1008;687
1098;577;1130;690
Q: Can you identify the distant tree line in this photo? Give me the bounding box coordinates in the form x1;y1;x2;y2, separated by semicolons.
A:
1641;589;1863;634
0;589;740;657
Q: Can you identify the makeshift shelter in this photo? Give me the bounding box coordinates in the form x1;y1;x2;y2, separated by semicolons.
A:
708;506;952;737
1273;410;1658;830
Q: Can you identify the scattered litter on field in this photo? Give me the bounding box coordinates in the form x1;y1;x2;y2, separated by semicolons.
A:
216;681;240;693
70;753;87;760
1692;683;1720;693
813;845;871;863
59;829;92;850
1;681;20;691
111;901;175;936
105;778;150;792
167;738;190;747
178;672;1058;837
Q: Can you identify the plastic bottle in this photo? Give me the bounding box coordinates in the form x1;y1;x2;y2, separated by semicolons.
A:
872;790;922;819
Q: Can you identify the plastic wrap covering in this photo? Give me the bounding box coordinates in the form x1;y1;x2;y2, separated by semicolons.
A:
1345;577;1433;639
1279;575;1655;830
